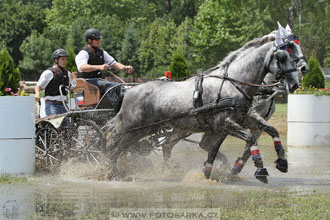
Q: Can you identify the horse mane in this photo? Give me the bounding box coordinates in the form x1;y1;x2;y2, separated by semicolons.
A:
204;31;276;74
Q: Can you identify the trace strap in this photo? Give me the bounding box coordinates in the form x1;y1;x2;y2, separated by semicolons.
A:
207;75;281;88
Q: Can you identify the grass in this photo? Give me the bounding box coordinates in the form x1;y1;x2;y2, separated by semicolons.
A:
0;174;28;184
325;79;330;88
219;190;330;219
268;103;287;135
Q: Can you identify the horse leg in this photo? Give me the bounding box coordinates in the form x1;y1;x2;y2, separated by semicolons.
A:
199;133;227;179
161;130;190;167
161;130;189;162
222;117;269;183
248;112;288;173
231;129;263;175
107;129;149;180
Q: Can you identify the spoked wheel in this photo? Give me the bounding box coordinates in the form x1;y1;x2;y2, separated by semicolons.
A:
128;127;173;156
35;126;67;169
68;120;106;165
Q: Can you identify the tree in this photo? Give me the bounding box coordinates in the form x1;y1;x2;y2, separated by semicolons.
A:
190;0;292;69
302;55;325;89
169;18;196;72
169;51;190;80
0;0;46;65
19;31;55;80
119;23;141;77
45;0;95;43
66;45;77;73
139;18;177;77
0;47;21;95
294;0;330;66
99;15;126;59
67;18;87;54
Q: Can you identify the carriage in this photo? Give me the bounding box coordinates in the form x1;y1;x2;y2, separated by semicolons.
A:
34;75;169;169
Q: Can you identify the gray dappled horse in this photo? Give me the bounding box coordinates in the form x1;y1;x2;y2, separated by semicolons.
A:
105;28;301;182
198;24;308;183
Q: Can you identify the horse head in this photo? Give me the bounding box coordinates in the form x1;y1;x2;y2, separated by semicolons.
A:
268;22;307;93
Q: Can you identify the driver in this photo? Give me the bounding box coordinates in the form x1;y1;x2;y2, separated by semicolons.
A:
35;49;71;116
75;28;134;112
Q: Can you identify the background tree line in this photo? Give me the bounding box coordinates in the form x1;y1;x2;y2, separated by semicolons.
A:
1;0;330;81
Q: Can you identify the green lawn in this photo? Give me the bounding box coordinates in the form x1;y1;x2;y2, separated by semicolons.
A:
325;79;330;88
273;103;287;118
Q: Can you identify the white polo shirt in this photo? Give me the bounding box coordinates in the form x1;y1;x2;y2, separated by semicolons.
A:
37;66;71;101
75;49;117;72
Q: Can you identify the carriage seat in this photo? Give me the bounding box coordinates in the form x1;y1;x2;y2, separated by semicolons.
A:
70;72;101;107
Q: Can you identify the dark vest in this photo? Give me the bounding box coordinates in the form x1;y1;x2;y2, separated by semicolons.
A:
45;67;69;96
78;46;105;78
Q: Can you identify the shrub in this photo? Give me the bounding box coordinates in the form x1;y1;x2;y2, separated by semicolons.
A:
169;51;190;80
65;45;77;73
0;47;21;95
302;55;325;89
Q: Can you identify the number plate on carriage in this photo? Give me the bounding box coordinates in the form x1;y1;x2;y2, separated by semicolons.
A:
75;90;84;105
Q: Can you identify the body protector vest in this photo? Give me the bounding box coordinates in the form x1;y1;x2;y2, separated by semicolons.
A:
45;67;69;96
78;46;105;78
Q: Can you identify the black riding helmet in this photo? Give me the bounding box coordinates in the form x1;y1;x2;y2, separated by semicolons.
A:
85;28;101;41
52;49;68;59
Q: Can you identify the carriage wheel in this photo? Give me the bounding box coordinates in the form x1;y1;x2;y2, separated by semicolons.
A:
35;126;67;169
68;120;106;165
128;127;173;156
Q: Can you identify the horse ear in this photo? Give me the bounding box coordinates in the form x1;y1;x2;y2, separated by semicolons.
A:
275;30;284;47
277;21;289;39
285;24;292;35
275;50;287;62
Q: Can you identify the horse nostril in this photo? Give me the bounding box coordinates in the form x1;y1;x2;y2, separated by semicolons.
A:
300;66;307;74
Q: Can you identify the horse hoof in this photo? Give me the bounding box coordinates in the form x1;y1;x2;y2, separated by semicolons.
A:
203;167;212;179
254;168;269;184
275;158;288;173
203;168;211;179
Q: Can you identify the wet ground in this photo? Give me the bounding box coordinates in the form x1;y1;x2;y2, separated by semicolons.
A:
1;134;330;219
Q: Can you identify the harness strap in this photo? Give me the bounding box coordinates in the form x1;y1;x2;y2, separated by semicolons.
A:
227;79;253;103
216;65;229;102
193;74;204;108
121;97;250;133
189;97;250;116
207;75;281;88
281;69;296;75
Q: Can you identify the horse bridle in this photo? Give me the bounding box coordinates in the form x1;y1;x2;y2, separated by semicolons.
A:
273;35;306;79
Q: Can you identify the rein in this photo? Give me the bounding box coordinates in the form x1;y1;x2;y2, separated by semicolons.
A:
206;75;281;88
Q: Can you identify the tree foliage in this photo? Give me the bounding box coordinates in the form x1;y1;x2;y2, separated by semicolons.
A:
302;55;325;89
66;45;78;73
0;0;47;65
169;51;190;80
19;31;54;80
0;47;21;95
2;0;330;81
119;24;141;77
139;18;177;77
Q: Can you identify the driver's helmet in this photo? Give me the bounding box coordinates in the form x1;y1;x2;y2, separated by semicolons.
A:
85;28;101;41
52;49;68;59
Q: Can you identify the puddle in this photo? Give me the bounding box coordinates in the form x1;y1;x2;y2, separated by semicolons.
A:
1;135;330;219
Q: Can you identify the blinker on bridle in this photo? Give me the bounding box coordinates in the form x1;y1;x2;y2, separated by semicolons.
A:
277;35;300;53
